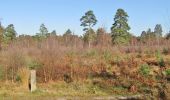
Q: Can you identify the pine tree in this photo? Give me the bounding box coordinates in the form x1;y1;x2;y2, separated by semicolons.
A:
111;9;131;45
4;24;17;42
36;24;48;39
154;24;162;37
80;10;97;47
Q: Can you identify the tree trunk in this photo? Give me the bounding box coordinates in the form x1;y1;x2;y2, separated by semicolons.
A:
88;41;91;48
12;68;14;83
5;66;8;83
43;68;47;82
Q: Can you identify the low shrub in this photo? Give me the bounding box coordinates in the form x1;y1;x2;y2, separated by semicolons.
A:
165;69;170;76
64;73;73;83
113;56;122;67
102;50;112;62
155;50;165;67
85;49;98;58
15;75;21;82
28;59;43;70
158;58;165;67
162;48;169;55
139;64;151;76
136;53;142;58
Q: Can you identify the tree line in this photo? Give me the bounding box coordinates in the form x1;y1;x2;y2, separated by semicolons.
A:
0;8;170;48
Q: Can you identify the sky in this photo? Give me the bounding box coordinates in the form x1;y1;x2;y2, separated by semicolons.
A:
0;0;170;36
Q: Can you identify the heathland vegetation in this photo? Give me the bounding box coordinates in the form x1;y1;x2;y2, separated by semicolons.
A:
0;8;170;99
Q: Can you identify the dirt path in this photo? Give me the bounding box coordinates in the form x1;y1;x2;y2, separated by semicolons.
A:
1;95;143;100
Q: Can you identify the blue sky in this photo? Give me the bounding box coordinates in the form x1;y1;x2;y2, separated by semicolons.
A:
0;0;170;36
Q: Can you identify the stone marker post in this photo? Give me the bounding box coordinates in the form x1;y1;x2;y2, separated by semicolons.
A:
30;70;36;92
